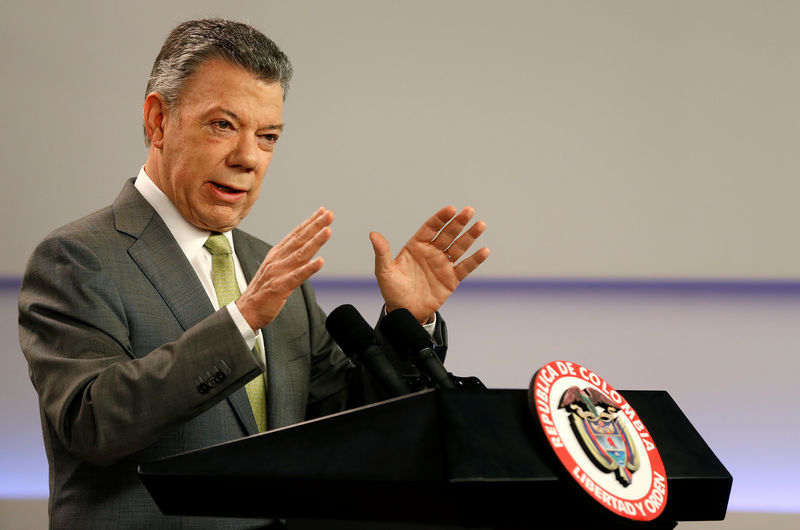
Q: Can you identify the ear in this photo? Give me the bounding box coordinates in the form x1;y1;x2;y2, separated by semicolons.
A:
143;92;169;148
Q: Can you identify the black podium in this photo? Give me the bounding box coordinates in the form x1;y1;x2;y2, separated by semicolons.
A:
139;389;731;529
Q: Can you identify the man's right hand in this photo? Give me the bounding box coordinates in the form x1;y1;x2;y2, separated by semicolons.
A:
236;207;333;330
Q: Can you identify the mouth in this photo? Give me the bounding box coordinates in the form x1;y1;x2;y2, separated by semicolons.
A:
209;181;248;201
212;182;244;193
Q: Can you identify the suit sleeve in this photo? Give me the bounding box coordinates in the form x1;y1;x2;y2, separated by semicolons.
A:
299;283;450;420
18;234;263;466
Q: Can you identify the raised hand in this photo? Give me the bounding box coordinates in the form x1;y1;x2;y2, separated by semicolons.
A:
237;207;333;330
370;206;489;323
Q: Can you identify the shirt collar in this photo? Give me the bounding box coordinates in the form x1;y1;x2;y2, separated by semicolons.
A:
134;166;235;261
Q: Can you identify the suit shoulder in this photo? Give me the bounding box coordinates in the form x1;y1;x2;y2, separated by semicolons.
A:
32;178;153;255
26;204;135;275
45;206;116;242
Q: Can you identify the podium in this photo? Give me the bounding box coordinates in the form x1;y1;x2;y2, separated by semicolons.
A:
139;389;731;529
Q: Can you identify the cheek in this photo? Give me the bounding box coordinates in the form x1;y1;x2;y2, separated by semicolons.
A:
177;149;223;195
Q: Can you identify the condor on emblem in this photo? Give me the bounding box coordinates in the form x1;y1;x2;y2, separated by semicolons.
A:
561;385;640;486
529;361;668;521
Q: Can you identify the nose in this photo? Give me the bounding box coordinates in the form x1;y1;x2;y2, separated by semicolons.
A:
227;134;259;172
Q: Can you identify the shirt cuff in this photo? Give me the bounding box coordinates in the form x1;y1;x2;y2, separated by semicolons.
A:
225;301;260;351
422;314;436;336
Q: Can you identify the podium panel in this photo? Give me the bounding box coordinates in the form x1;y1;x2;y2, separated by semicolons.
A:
139;389;731;528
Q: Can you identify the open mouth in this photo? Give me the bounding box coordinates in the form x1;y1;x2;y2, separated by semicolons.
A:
209;182;247;202
212;182;243;194
211;182;244;195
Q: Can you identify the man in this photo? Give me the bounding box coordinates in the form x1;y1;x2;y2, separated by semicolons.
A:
19;19;488;529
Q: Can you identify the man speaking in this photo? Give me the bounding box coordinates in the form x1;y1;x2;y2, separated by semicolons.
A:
18;18;488;529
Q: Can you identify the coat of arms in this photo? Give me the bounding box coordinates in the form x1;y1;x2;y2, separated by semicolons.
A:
559;385;640;486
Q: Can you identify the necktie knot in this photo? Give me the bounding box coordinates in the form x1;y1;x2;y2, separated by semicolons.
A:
204;233;232;256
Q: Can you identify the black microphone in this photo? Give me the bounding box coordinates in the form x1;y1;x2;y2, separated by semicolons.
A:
325;304;411;397
379;308;456;389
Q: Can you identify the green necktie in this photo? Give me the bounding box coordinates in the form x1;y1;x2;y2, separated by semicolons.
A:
204;233;267;432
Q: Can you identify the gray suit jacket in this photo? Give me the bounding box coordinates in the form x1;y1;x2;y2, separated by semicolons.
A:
18;180;376;529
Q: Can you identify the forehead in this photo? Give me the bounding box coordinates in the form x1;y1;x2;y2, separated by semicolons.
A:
176;59;284;122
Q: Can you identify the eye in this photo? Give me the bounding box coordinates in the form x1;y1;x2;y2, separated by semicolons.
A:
260;133;280;145
212;120;234;131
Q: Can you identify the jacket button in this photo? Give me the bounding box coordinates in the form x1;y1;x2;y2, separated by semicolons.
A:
197;383;211;394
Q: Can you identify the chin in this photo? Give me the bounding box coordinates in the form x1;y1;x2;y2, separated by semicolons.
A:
195;209;245;232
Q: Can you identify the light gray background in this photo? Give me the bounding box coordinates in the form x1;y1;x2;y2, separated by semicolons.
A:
2;0;800;279
2;1;799;527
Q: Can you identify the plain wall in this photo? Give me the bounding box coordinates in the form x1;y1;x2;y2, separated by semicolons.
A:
2;0;800;278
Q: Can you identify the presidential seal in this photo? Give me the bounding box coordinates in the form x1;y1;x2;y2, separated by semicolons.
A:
529;361;667;521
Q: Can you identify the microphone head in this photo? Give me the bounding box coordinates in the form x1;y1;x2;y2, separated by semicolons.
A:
325;304;379;358
379;308;434;353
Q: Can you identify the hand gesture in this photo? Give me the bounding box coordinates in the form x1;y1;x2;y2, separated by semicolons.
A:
237;207;333;330
370;206;489;323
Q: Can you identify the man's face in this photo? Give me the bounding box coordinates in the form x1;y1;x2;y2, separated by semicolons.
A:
151;59;284;232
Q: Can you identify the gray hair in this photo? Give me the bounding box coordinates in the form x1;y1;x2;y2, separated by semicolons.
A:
143;18;293;146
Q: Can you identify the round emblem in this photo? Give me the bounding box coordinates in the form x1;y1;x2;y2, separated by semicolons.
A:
529;360;667;521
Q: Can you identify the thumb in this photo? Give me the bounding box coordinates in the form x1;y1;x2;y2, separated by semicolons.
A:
369;231;393;273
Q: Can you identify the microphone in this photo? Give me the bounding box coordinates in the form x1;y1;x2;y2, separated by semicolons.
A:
379;308;456;389
325;304;411;397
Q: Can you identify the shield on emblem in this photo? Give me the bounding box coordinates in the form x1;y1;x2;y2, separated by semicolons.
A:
560;385;640;486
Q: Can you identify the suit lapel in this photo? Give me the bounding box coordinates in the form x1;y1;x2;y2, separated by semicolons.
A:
225;386;259;435
233;231;291;431
113;180;259;436
129;227;215;332
114;180;214;330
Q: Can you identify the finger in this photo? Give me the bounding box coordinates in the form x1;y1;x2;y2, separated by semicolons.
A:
283;225;332;269
454;247;490;281
369;231;393;274
273;208;334;259
290;208;333;245
252;255;325;306
430;207;475;250
279;256;325;291
283;206;327;239
443;219;486;261
237;256;325;330
258;223;331;284
411;206;458;245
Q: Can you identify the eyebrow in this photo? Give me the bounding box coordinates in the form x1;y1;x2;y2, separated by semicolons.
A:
220;108;284;131
209;108;286;131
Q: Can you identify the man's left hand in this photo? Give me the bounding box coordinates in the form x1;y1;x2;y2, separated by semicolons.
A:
370;206;490;324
